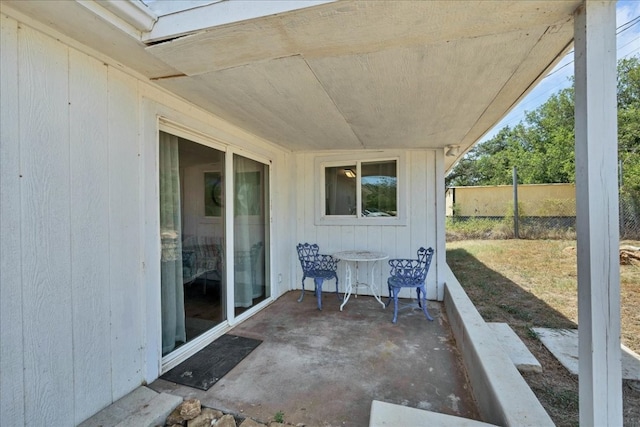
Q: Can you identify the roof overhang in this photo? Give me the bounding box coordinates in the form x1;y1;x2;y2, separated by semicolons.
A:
1;0;583;171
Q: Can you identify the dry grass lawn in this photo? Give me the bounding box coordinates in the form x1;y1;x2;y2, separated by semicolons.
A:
446;239;640;427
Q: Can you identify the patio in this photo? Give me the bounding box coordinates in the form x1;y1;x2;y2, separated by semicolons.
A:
150;290;481;426
0;2;623;425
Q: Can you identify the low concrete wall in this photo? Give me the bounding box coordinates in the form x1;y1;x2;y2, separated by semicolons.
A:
442;264;554;427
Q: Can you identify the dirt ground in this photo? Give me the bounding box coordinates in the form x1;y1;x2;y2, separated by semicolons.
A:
446;239;640;427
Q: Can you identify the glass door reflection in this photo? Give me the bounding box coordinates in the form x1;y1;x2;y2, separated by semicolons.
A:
233;154;269;316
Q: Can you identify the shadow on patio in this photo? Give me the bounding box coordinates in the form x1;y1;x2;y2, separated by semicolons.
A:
150;290;481;426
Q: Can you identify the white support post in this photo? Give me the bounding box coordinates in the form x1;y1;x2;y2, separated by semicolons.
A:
574;2;622;426
435;148;446;301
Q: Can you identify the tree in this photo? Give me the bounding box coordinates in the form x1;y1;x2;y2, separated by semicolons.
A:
618;57;640;195
446;56;640;194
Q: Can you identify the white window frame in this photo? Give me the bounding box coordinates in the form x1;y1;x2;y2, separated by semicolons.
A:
314;151;407;226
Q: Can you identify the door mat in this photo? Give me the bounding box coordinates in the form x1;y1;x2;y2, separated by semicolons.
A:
161;334;262;390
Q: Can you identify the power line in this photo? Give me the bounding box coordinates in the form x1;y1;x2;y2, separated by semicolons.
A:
544;60;574;79
493;17;640;130
617;16;640;34
618;34;640;54
541;16;639;81
622;46;640;59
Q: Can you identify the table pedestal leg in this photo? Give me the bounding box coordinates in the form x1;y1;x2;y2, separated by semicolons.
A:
340;262;353;311
341;260;386;310
367;260;386;308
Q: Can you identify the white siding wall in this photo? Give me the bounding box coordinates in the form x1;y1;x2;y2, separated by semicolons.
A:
19;22;75;424
1;13;25;427
69;47;112;419
293;150;444;302
0;17;143;424
0;13;294;425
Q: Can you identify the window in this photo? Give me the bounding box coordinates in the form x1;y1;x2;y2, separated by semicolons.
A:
361;161;397;217
325;164;357;215
318;154;404;225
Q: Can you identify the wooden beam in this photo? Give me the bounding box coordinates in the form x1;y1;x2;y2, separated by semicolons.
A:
574;2;622;425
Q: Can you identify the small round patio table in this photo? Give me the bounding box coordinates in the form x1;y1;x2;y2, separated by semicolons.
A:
332;250;388;311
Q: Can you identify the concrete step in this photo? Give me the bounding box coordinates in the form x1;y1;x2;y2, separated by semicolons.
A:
79;386;182;427
533;327;640;380
369;400;498;427
488;322;542;373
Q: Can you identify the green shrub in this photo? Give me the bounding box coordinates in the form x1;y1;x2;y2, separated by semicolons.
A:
445;216;576;240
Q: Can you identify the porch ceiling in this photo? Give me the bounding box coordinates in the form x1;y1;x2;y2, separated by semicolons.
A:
145;0;581;171
2;0;583;171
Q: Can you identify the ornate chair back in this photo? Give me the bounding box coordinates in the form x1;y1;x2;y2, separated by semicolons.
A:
386;247;434;323
296;243;340;310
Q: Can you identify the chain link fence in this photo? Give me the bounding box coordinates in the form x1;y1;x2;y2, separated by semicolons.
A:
514;195;639;239
446;192;640;241
620;193;640;240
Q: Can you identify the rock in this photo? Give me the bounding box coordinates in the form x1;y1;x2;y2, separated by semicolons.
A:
214;414;237;427
239;418;266;427
180;399;202;420
620;246;640;265
187;408;223;427
166;407;187;426
620;244;640;251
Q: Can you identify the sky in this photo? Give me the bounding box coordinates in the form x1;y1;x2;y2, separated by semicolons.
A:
478;0;640;144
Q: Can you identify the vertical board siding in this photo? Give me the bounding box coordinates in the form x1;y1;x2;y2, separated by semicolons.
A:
69;49;112;423
339;225;356;252
18;25;74;423
107;67;144;401
379;226;398;297
140;98;162;383
0;14;25;425
2;12;297;425
408;151;425;256
301;153;317;244
379;226;399;258
277;151;295;297
365;226;382;251
365;226;384;294
292;155;303;289
295;153;315;293
394;150;428;299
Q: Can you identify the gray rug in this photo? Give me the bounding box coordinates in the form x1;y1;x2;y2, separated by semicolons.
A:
161;334;262;390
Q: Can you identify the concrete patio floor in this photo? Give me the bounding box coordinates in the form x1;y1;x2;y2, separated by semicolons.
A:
150;290;482;426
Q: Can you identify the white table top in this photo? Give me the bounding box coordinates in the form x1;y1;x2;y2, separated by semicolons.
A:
332;250;388;262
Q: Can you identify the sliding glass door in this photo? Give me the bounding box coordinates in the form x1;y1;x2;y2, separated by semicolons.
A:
233;154;270;317
159;133;271;358
160;131;226;356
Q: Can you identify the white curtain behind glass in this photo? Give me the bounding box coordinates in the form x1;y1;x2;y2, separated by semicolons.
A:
233;155;265;307
159;132;186;355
